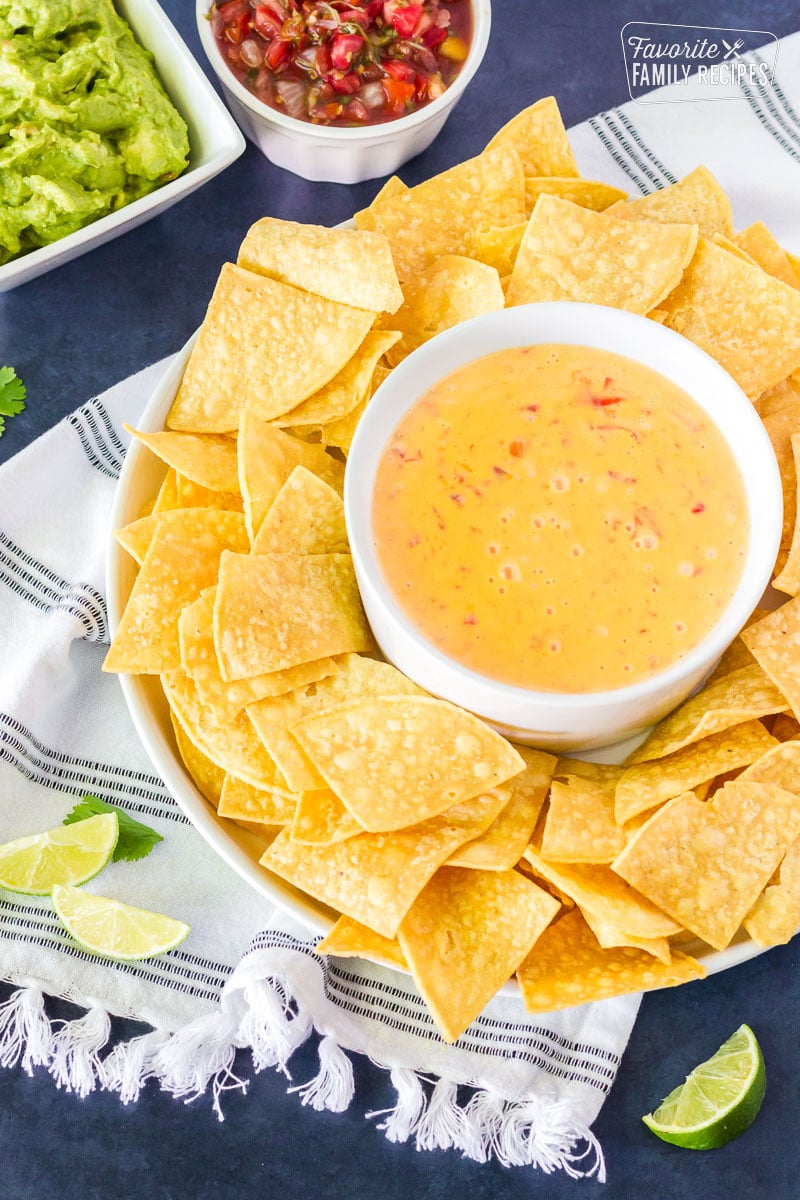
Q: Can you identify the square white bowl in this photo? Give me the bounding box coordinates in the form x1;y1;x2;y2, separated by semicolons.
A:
0;0;245;293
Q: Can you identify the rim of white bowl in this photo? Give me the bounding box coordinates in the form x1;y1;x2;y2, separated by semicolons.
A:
344;302;783;716
196;0;491;142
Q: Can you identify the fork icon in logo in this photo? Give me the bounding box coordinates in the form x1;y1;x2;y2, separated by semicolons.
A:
722;37;745;59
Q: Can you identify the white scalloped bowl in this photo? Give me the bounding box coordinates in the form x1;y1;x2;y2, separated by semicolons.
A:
344;302;783;754
195;0;491;183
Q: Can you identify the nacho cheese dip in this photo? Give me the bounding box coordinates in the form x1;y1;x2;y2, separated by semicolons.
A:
371;344;749;692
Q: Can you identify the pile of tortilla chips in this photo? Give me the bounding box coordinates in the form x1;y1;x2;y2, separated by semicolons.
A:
105;96;800;1044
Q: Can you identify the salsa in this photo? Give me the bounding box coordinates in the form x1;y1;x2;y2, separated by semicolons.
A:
209;0;472;127
372;345;749;693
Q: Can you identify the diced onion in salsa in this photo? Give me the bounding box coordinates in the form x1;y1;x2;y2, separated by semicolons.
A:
209;0;473;127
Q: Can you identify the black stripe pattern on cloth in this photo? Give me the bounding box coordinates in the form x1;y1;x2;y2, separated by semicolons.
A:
0;530;109;642
0;714;188;827
246;930;620;1093
604;108;677;187
587;111;655;194
740;51;800;164
0;898;235;999
758;51;800;145
66;398;127;480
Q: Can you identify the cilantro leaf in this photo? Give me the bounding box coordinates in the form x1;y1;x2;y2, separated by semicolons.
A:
0;365;26;437
64;795;163;862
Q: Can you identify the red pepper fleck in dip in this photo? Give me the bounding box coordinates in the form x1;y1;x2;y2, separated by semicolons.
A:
371;344;749;693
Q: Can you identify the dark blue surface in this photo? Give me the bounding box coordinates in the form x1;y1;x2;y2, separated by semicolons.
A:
2;1;800;1196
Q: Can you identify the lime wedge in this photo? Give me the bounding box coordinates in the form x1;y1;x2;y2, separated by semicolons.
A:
642;1024;766;1150
0;813;119;894
51;883;190;961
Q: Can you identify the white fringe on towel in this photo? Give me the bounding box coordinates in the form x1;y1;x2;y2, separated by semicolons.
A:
0;949;608;1181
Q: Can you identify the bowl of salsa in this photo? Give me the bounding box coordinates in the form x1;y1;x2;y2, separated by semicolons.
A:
344;302;783;753
196;0;490;182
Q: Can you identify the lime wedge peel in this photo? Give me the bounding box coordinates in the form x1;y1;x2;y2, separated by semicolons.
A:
642;1024;766;1150
0;813;119;895
52;883;190;961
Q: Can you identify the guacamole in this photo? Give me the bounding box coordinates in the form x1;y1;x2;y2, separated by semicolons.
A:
0;0;190;263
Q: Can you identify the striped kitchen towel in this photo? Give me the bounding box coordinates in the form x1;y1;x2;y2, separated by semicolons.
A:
0;356;638;1179
2;31;799;1178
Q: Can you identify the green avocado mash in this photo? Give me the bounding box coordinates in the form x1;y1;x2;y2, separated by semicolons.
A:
0;0;190;263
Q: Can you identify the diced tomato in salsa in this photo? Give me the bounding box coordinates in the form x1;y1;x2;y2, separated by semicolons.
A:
209;0;472;127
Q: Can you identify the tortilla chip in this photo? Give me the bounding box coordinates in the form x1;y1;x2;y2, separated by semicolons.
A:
741;599;800;718
739;738;800;790
371;364;391;394
656;238;800;398
469;223;526;277
260;789;508;938
103;509;248;674
484;96;579;178
125;427;240;494
605;166;733;239
251;467;347;556
541;773;627;863
117;497;243;565
768;713;800;742
165;264;375;431
237;411;344;544
756;374;800;419
382;255;504;368
217;773;296;825
353;147;526;282
276;331;400;428
516;909;704;1013
115;512;160;565
773;434;800;596
614;720;778;824
373;175;408;203
554;758;625;784
316;915;408;969
174;476;243;512
315;396;368;455
355;177;409;232
178;589;339;721
625;664;788;764
612;781;800;949
734;221;800;288
524;176;627;216
743;835;800;946
170;710;225;807
580;907;672;964
162;668;291;791
447;746;555;870
523;847;682;938
761;403;800;565
291;696;525;832
152;468;180;513
214;552;371;680
505;195;697;312
706;633;758;683
711;233;757;265
238;217;403;313
247;655;426;792
290;788;364;845
397;866;560;1042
